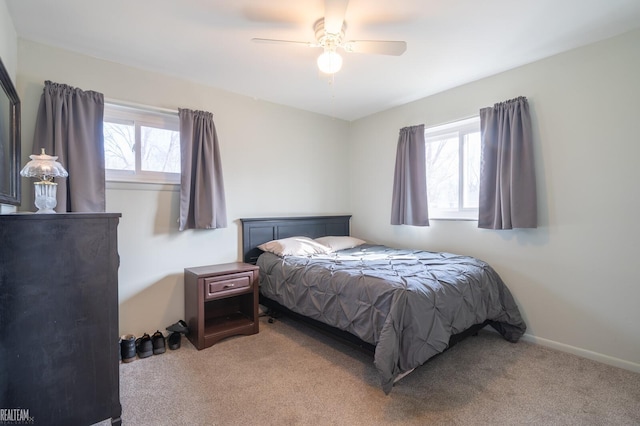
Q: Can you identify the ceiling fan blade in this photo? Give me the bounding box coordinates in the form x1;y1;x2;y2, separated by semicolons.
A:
343;40;407;56
251;38;316;48
324;0;349;34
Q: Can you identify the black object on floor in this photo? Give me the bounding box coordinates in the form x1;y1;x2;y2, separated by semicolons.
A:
166;319;189;335
152;330;166;355
120;334;136;363
168;332;181;350
136;333;153;358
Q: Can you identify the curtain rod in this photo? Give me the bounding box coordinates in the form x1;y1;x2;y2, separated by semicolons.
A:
104;98;178;115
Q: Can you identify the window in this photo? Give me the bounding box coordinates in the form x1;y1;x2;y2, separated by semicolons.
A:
104;103;180;184
425;116;480;220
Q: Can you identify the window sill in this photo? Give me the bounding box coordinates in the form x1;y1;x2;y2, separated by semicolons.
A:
429;209;478;221
429;217;477;222
106;180;179;192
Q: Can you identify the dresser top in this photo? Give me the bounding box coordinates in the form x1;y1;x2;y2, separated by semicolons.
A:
0;212;122;221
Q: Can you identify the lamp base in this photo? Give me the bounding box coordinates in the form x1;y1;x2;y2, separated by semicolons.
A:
34;181;58;214
35;208;56;214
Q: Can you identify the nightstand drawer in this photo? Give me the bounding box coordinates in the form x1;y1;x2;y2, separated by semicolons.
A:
204;272;252;300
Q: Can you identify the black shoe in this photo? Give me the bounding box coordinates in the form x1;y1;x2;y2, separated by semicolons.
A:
166;320;189;335
168;332;181;350
120;334;136;363
152;330;166;355
135;333;153;359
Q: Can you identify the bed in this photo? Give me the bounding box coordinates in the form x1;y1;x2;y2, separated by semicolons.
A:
241;215;526;394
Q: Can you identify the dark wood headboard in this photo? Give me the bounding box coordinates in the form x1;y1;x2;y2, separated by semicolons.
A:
240;215;352;264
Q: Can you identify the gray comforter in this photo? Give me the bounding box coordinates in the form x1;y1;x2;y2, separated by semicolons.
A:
257;244;526;393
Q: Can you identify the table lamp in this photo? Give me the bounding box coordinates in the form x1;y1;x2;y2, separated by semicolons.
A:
20;148;68;213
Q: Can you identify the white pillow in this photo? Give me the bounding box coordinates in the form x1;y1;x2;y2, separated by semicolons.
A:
258;236;331;257
314;236;366;252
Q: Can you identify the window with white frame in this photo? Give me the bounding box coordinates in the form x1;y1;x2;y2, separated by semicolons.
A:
425;116;481;220
103;103;180;184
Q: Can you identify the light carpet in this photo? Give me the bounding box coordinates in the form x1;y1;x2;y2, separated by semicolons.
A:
115;315;640;425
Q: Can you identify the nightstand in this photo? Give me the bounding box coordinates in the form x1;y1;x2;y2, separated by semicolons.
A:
184;262;259;350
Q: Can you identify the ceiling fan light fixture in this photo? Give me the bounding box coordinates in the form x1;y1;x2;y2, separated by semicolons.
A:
252;1;407;75
317;50;343;74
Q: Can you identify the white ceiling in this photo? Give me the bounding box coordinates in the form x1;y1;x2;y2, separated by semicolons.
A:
6;0;640;121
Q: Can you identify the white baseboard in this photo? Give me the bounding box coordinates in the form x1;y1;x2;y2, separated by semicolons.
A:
520;333;640;374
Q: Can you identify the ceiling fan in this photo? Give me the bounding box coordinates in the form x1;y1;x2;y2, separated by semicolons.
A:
251;0;407;74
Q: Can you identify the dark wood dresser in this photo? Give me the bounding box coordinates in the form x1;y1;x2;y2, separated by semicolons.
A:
0;213;122;426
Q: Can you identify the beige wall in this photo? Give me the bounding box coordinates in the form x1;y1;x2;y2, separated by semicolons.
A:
16;39;351;337
349;29;640;372
0;1;16;79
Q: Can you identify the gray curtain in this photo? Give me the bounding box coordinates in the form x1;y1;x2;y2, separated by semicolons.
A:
178;108;227;231
479;96;537;229
32;81;105;212
390;124;429;226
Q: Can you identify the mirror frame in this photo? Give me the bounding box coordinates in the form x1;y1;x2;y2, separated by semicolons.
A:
0;56;21;206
